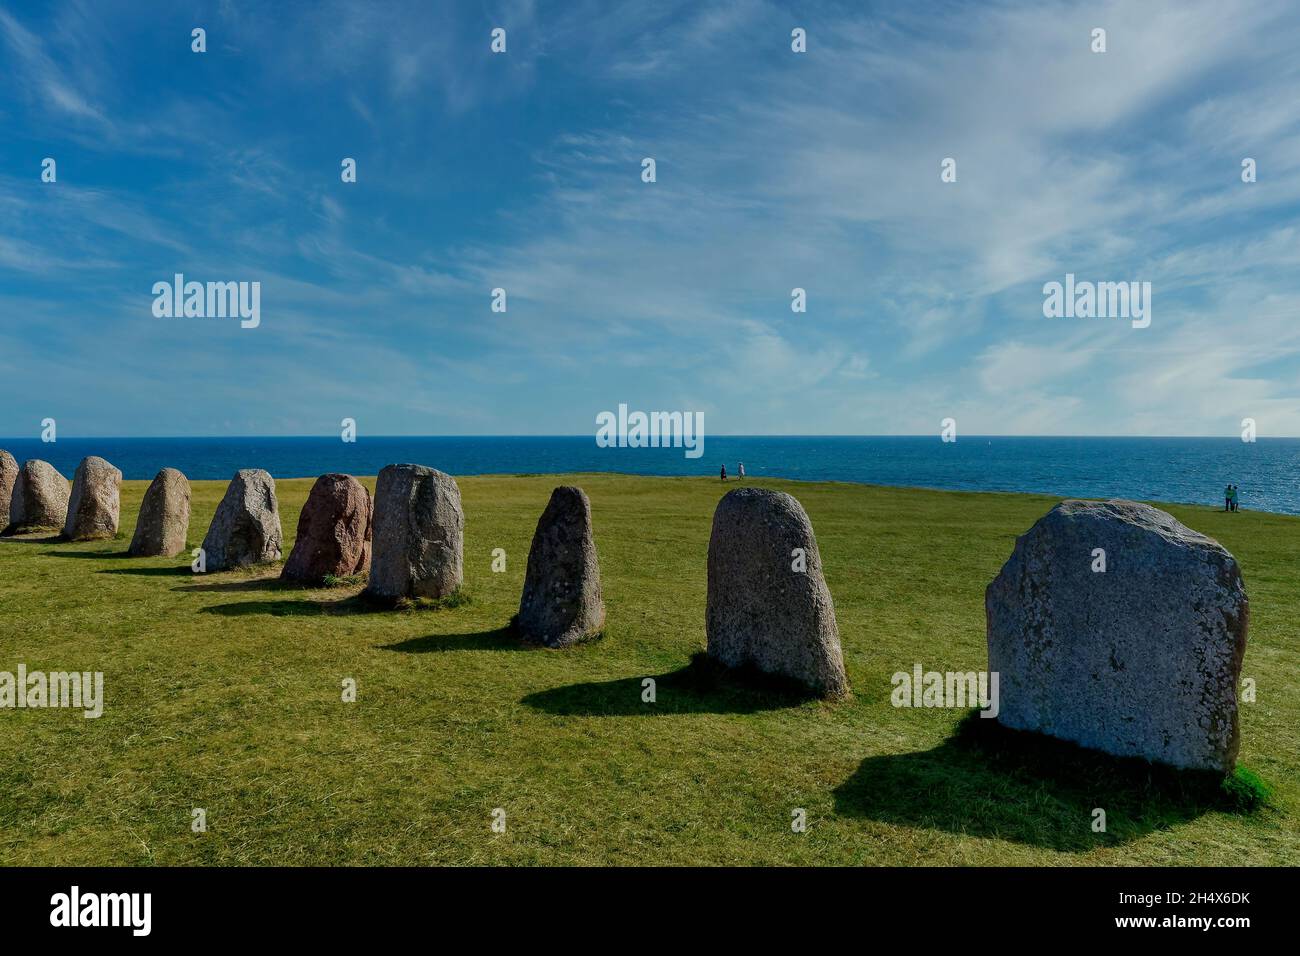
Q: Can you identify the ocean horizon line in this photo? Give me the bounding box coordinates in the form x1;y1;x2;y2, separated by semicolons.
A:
2;434;1296;442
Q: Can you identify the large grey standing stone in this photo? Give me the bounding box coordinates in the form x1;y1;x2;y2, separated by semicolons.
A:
281;473;373;584
0;451;17;531
365;464;463;602
63;456;122;541
129;468;191;557
200;469;283;571
986;499;1248;773
4;459;70;534
705;487;849;698
517;486;605;647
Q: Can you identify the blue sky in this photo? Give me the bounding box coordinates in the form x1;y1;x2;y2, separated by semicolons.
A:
2;0;1300;437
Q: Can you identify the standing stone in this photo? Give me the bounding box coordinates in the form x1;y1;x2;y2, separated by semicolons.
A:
200;469;283;571
129;468;192;557
63;456;122;541
365;464;463;602
0;451;17;531
4;459;70;534
517;486;605;647
986;499;1248;773
281;473;373;584
705;487;849;698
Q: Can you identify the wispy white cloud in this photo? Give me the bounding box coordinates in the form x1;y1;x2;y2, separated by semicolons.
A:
0;7;102;118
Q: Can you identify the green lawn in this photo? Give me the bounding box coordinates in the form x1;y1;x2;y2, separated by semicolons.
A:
0;473;1294;865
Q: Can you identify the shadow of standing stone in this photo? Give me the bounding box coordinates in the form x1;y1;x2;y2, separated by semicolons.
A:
833;713;1241;851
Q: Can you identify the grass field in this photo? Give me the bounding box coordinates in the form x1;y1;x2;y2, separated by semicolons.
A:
0;473;1295;865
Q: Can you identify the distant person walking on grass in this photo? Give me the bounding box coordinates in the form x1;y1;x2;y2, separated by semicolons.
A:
720;465;727;481
1225;484;1232;511
738;462;745;480
1231;485;1240;512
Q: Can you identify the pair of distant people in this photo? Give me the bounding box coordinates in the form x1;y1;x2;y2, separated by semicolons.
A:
1224;484;1241;512
720;462;746;481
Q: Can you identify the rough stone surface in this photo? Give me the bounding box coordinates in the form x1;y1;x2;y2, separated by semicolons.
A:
63;456;122;541
4;459;70;534
129;468;191;557
281;473;373;584
986;499;1248;773
0;451;17;531
365;464;463;601
517;486;605;647
200;469;283;571
705;487;849;698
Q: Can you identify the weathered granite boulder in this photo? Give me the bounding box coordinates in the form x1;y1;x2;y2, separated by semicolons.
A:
705;487;849;698
129;468;191;557
986;499;1248;772
200;469;283;571
4;459;70;534
365;464;463;601
281;473;373;584
517;486;605;647
62;456;122;541
0;451;17;531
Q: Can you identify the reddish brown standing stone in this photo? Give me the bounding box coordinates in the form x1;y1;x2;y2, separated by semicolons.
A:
281;473;373;584
0;451;17;531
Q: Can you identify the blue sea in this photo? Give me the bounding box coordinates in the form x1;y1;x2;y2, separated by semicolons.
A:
1;436;1296;514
